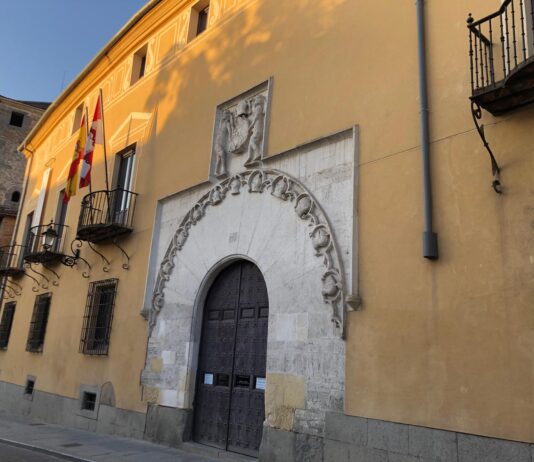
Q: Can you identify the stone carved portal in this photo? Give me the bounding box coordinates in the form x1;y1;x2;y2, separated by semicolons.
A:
150;169;346;338
143;130;354;447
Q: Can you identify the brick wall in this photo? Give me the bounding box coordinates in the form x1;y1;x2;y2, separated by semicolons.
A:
0;216;15;248
0;97;46;247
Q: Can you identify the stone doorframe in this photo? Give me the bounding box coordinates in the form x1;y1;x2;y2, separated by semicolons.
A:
141;128;358;448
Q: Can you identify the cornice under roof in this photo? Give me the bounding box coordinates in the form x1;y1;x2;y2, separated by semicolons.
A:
0;95;50;113
18;0;164;155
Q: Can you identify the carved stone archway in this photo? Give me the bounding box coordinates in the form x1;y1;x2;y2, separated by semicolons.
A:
141;129;357;454
149;168;346;338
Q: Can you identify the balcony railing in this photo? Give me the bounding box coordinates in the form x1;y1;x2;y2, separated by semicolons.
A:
24;224;68;264
77;188;137;243
0;245;25;277
468;0;534;114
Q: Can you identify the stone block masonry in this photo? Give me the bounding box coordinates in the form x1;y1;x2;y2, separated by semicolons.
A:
1;377;532;462
0;96;48;246
261;412;534;461
321;412;533;462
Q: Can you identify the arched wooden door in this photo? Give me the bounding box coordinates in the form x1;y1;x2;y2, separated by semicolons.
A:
193;260;269;457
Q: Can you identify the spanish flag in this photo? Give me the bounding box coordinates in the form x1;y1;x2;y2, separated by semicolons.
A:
64;112;87;203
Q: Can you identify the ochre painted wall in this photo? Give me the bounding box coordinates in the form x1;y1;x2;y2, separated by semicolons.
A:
1;0;533;443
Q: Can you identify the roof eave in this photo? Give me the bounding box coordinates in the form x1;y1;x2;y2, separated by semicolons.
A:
18;0;164;156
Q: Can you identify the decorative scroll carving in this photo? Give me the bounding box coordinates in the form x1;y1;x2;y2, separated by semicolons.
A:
150;169;346;338
210;82;270;178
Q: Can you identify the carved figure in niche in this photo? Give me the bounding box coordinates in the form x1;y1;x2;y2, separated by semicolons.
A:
212;91;269;178
295;194;313;219
245;95;266;165
214;110;232;177
227;100;251;155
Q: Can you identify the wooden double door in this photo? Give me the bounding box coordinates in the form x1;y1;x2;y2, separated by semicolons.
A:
193;260;269;457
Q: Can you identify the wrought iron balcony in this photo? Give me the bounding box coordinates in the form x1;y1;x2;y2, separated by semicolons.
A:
468;0;534;115
24;224;68;264
0;245;25;277
77;188;137;243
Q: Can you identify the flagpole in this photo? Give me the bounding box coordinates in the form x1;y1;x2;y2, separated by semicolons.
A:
99;88;110;193
85;105;92;195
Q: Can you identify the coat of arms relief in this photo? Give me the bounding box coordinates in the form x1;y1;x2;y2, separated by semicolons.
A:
210;80;271;179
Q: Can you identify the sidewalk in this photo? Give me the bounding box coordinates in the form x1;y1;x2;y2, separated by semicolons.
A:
0;411;250;462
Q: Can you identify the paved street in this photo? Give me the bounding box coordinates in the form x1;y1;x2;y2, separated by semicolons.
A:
0;442;67;462
0;411;252;462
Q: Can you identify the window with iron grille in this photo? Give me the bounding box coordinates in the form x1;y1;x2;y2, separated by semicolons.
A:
26;294;51;352
81;392;97;411
80;279;118;355
0;302;16;349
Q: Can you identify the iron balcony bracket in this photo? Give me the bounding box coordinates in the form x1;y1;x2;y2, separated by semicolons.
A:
5;282;21;297
112;238;130;270
471;100;503;194
25;262;50;289
2;288;14;300
68;240;91;278
2;283;17;299
8;279;23;293
20;268;41;292
88;242;111;272
42;262;60;286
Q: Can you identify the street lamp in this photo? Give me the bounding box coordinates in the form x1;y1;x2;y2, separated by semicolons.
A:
42;224;58;252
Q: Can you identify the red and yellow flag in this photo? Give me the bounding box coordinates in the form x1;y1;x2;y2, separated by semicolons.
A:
64;113;87;203
80;94;103;188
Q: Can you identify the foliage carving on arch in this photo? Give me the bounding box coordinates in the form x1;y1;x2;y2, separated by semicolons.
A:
150;169;346;337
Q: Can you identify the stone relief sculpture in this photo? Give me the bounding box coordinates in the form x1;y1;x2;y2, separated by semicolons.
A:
246;95;266;165
227;100;252;155
214;110;232;176
149;168;347;338
211;83;270;178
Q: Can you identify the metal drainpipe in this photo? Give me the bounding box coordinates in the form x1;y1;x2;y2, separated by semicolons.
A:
417;0;439;259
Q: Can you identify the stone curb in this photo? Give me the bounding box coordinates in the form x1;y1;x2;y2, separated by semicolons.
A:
0;436;94;462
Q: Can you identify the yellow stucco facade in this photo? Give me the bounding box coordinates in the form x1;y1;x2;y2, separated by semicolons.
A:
1;0;534;458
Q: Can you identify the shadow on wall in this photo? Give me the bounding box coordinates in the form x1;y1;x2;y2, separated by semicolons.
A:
137;0;349;196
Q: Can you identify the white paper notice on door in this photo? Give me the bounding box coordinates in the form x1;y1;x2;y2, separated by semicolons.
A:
255;377;266;390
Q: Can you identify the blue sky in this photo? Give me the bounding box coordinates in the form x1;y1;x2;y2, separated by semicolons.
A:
0;0;149;103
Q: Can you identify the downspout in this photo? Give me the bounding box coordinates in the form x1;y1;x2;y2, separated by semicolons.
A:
416;0;439;259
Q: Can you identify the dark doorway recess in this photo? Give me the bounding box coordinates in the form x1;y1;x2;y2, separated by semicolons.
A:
193;260;269;457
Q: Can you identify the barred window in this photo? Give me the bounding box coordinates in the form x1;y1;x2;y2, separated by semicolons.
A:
0;302;16;349
26;294;51;352
80;279;118;355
